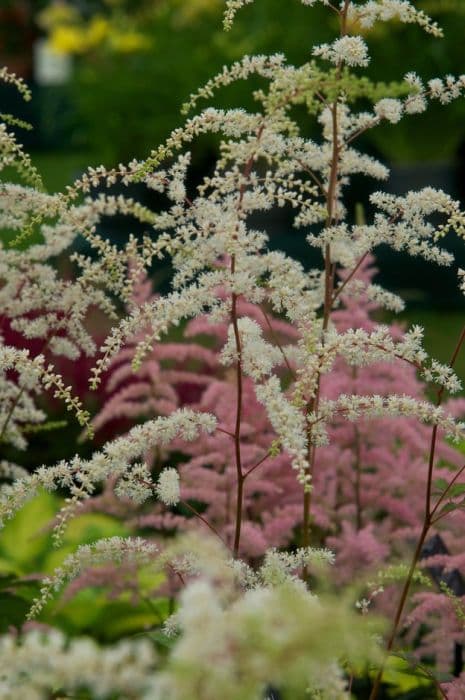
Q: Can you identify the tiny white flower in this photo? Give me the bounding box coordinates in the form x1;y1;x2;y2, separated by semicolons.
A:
374;98;403;124
156;468;181;506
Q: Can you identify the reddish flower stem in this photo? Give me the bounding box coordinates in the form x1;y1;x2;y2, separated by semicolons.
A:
369;323;465;699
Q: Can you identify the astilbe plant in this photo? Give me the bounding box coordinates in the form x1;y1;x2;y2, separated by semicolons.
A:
90;251;465;673
2;0;465;698
90;269;302;557
91;257;465;566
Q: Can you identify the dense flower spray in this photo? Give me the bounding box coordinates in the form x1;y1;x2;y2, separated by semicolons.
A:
1;0;465;697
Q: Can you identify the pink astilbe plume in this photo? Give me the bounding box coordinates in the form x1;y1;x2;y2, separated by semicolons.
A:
90;258;465;669
313;256;465;669
315;257;465;559
92;269;301;556
91;267;218;440
171;375;302;556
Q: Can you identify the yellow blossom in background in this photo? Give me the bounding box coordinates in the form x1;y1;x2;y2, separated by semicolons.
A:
48;16;109;54
40;0;220;57
110;32;151;53
49;25;89;55
48;13;150;56
85;16;111;47
172;0;222;24
37;1;80;32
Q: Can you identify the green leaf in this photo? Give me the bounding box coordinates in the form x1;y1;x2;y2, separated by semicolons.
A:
382;655;432;692
433;478;449;493
438;501;458;517
0;593;30;631
64;513;130;546
0;491;59;571
91;598;165;640
447;483;465;498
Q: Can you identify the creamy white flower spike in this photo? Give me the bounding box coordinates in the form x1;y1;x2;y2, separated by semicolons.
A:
374;98;404;124
221;317;283;379
313;36;370;67
156;468;181;506
347;0;443;37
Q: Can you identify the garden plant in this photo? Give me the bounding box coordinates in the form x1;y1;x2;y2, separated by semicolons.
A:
2;1;465;698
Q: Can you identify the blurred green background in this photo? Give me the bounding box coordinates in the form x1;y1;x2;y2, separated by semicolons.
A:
4;0;465;162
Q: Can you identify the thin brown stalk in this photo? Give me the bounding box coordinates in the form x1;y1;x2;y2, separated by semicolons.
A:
296;159;328;196
301;3;350;561
230;124;265;558
369;323;465;699
430;461;465;523
217;427;235;439
332;251;370;305
354;425;363;531
0;386;25;444
182;500;228;547
231;287;245;559
243;452;270;479
368;522;430;700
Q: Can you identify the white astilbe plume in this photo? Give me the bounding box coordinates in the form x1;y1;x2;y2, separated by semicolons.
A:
220;317;283;379
0;347;90;449
374;98;403;124
28;537;159;619
0;461;28;481
348;0;443;37
316;394;465;443
183;54;286;113
1;0;465;692
256;376;310;490
223;0;254;29
0;630;158;699
90;271;225;387
257;547;335;587
0;409;216;531
155;537;381;700
313;36;370;67
156;468;181;506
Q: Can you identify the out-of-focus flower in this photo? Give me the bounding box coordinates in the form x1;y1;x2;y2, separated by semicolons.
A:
110;31;151;53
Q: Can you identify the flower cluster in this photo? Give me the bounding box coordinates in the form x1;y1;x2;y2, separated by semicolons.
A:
1;0;465;696
28;536;159;619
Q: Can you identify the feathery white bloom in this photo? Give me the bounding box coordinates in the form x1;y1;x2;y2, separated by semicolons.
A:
0;630;157;698
256;376;310;489
223;0;254;29
313;36;369;67
318;394;465;442
0;409;216;531
28;537;159;619
221;318;283;379
374;98;403;124
348;0;443;37
156;468;181;506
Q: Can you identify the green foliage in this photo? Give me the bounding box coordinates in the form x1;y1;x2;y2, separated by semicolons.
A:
59;0;334;163
0;490;58;574
0;577;35;633
43;0;465;164
0;492;171;640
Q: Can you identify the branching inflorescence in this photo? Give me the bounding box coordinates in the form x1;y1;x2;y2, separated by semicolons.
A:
1;1;465;697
